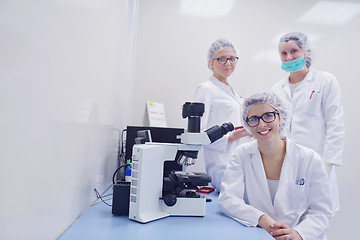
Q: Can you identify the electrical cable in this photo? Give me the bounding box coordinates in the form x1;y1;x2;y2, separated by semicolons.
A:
94;162;130;207
112;163;131;185
94;188;112;207
114;128;127;182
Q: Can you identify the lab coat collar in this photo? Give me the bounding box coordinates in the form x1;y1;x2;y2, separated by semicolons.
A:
283;138;301;162
280;69;316;105
285;68;315;89
246;140;260;155
209;75;229;87
245;137;299;156
278;79;291;100
303;68;315;83
246;138;302;184
209;75;242;104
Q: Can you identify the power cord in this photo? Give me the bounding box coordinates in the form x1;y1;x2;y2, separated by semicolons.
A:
94;162;131;207
94;188;113;207
112;163;131;185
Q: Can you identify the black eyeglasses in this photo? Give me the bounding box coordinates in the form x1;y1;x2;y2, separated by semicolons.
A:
246;111;279;127
214;56;239;64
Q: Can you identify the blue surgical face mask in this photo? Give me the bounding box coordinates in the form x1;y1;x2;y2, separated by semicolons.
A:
281;56;306;72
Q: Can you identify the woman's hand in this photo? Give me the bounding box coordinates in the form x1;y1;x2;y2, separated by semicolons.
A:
228;127;252;142
269;222;303;240
258;214;277;233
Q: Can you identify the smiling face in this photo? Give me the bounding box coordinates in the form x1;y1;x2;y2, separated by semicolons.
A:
247;103;281;144
211;47;237;83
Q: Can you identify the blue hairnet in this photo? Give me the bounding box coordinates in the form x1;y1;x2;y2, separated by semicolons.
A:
208;38;237;69
279;32;312;68
242;92;288;137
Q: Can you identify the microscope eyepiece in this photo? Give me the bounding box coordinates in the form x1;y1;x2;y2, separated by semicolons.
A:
220;122;234;133
205;122;234;143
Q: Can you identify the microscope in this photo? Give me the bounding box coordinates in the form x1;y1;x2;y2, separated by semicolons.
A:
128;102;234;223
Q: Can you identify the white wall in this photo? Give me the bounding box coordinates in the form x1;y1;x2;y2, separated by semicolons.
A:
1;1;359;239
0;0;137;239
132;1;360;240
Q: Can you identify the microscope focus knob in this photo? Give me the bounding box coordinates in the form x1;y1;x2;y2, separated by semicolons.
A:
163;193;177;207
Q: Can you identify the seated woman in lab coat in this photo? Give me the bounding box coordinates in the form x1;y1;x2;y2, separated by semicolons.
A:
194;38;252;191
218;92;332;240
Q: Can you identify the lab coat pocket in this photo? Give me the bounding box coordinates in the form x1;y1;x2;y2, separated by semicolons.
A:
302;91;321;116
286;183;308;211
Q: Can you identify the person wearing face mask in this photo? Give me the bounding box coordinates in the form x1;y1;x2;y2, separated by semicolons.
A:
218;92;332;240
194;38;252;192
272;32;345;214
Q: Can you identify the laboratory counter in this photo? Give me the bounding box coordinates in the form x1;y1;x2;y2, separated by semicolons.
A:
58;188;273;240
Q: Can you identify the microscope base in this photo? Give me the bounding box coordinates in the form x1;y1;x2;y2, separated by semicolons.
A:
129;195;206;223
161;195;206;216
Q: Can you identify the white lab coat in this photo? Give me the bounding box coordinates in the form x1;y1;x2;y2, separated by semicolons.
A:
218;138;332;240
194;75;252;191
272;69;345;212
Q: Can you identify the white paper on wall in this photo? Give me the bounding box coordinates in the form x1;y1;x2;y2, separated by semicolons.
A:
146;101;167;127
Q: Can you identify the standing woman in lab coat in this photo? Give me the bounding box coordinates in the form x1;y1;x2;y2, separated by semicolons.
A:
218;92;332;240
272;32;345;213
194;38;252;191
